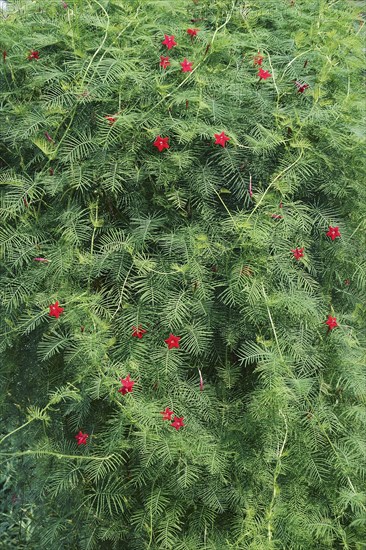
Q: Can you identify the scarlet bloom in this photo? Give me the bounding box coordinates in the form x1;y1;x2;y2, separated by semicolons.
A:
326;226;341;240
162;35;177;50
160;407;174;420
75;431;88;445
253;52;264;66
325;315;338;330
180;58;193;72
45;132;54;143
118;374;135;394
159;56;170;69
257;67;271;80
34;257;50;263
49;301;64;318
164;333;181;349
153;135;170;152
28;50;40;61
295;80;309;93
214;131;230;147
187;28;199;37
105;115;117;125
171;416;185;430
291;247;304;260
132;325;147;339
3;51;6;63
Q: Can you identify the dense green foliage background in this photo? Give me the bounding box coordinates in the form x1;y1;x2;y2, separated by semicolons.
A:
0;0;365;548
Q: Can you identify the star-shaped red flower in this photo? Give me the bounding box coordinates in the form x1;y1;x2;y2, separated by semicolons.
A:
49;301;64;318
164;333;181;349
214;131;230;147
257;67;271;80
160;407;174;421
171;416;185;430
187;28;199;37
28;50;39;61
253;52;264;66
295;80;309;93
162;35;177;50
105;115;117;125
132;325;147;339
291;247;304;260
326;226;341;240
159;56;170;69
325;315;338;330
118;374;135;394
153;135;170;152
75;431;88;445
180;58;193;72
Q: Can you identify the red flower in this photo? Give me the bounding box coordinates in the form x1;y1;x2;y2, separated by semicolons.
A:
253;52;264;66
132;325;147;339
162;35;177;50
160;407;174;420
118;374;135;394
171;416;185;430
49;301;64;318
325;315;338;330
214;131;230;147
257;67;271;80
75;431;88;445
344;279;350;286
159;55;170;69
3;51;6;63
153;135;170;152
164;333;181;349
326;226;341;240
105;115;117;125
294;80;309;93
45;132;54;143
187;28;199;37
28;50;40;61
34;257;50;263
180;58;193;72
291;247;304;260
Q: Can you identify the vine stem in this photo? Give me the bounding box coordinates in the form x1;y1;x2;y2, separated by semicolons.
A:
267;410;288;542
0;450;115;462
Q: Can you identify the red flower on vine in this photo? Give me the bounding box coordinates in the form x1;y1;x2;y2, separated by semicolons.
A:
326;226;341;240
171;416;185;430
49;301;64;318
132;325;147;339
75;431;88;445
118;374;135;395
295;81;309;93
253;52;264;65
291;247;304;260
257;67;271;80
28;50;40;61
214;131;230;147
164;333;181;349
187;28;199;37
325;315;338;330
3;51;7;63
159;56;170;69
153;136;170;152
160;407;174;420
162;35;177;50
180;58;193;72
105;115;117;125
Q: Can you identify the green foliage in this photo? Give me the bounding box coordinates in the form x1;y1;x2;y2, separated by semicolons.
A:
0;0;365;548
